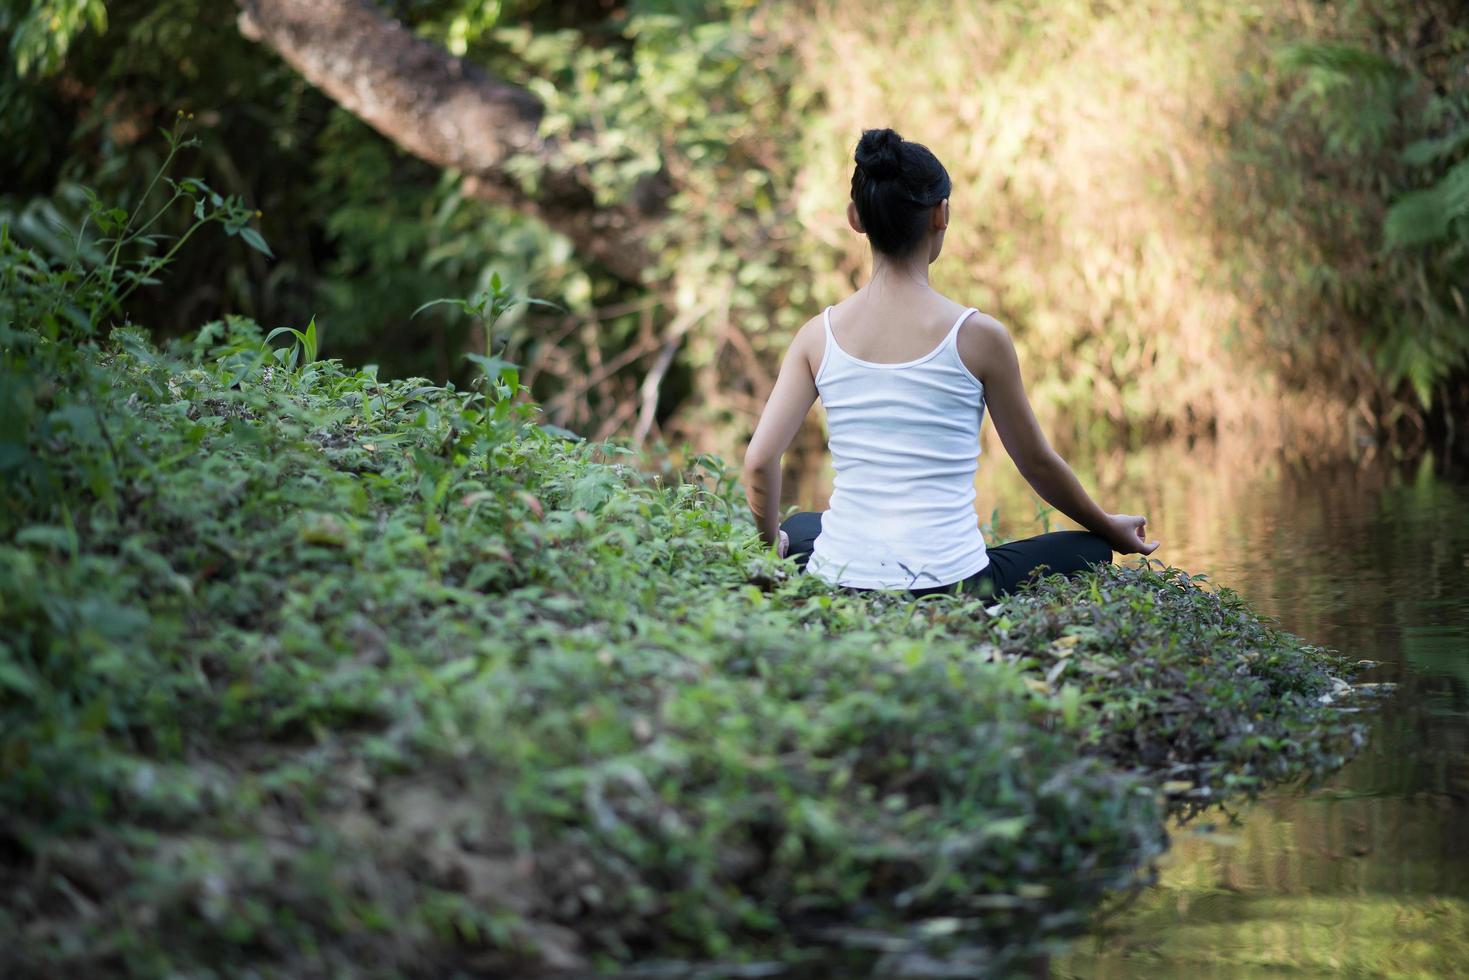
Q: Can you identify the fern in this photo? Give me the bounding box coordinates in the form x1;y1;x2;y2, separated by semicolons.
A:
1278;42;1403;157
1276;41;1400;78
1277;33;1469;409
1384;157;1469;247
1401;125;1469;167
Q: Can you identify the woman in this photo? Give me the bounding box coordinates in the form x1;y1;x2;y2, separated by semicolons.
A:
742;128;1159;599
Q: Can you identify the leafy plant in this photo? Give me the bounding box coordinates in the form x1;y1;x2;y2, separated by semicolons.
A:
1265;17;1469;409
412;269;564;379
265;315;318;370
1;112;272;340
1;0;107;76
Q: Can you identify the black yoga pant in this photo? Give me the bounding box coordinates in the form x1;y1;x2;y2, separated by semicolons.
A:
779;511;1111;599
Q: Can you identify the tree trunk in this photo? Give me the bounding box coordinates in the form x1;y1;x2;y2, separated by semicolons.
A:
234;0;671;283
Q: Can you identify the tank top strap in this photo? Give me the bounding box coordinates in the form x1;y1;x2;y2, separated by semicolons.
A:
946;307;984;392
815;305;836;384
943;307;979;348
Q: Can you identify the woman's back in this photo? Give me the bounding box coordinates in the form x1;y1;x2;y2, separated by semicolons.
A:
742;127;1157;597
807;300;991;590
819;293;975;364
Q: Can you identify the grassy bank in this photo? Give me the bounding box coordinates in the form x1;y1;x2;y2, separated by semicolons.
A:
1;295;1366;975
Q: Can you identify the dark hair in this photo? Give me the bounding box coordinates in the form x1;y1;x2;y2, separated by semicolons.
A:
851;128;951;258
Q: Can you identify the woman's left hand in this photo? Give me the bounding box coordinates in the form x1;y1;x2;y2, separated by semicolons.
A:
778;529;790;558
1104;513;1160;555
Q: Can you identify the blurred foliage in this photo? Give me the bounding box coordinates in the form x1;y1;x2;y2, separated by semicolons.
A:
1253;9;1469;412
1;0;105;75
2;0;1464;456
796;0;1469;449
0;153;1366;974
1275;17;1469;411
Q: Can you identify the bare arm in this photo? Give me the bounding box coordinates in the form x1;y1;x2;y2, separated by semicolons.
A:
742;318;823;550
958;314;1159;555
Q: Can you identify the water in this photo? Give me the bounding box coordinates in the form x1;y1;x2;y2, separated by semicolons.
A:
1028;443;1469;978
963;439;1469;978
792;435;1469;977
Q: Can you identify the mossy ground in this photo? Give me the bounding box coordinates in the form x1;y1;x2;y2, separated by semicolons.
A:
0;312;1367;977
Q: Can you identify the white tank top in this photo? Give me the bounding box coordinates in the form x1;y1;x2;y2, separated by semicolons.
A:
807;304;991;590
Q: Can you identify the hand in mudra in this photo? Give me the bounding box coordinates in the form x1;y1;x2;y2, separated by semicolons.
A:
1106;514;1160;555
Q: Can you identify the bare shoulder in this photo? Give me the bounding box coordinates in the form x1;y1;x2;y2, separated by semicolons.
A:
955;310;1015;378
795;311;826;342
956;309;1009;347
789;312;827;375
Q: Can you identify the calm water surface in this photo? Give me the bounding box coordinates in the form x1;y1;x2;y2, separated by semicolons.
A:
799;436;1469;977
994;441;1469;979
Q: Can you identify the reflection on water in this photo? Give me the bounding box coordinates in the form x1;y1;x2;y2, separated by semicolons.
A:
1051;445;1469;978
791;436;1469;977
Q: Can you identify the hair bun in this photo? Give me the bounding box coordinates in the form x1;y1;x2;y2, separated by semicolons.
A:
855;128;903;180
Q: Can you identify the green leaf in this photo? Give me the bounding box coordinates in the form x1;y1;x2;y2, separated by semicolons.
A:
411;297;470;319
15;525;76;553
1276;41;1399;80
569;470;619;511
464;352;517;377
0;659;38;698
303;315;318;363
1058;684;1083;730
239;226;274;259
266;325;304;346
1384;159;1469;247
15;525;77;555
1400;127;1469;167
980;816;1029;842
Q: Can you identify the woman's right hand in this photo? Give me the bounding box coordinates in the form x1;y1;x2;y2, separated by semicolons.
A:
1104;514;1160;555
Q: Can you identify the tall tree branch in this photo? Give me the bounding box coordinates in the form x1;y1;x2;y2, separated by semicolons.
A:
235;0;671;283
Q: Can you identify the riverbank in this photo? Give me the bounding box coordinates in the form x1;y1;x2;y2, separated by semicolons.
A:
1;321;1366;976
